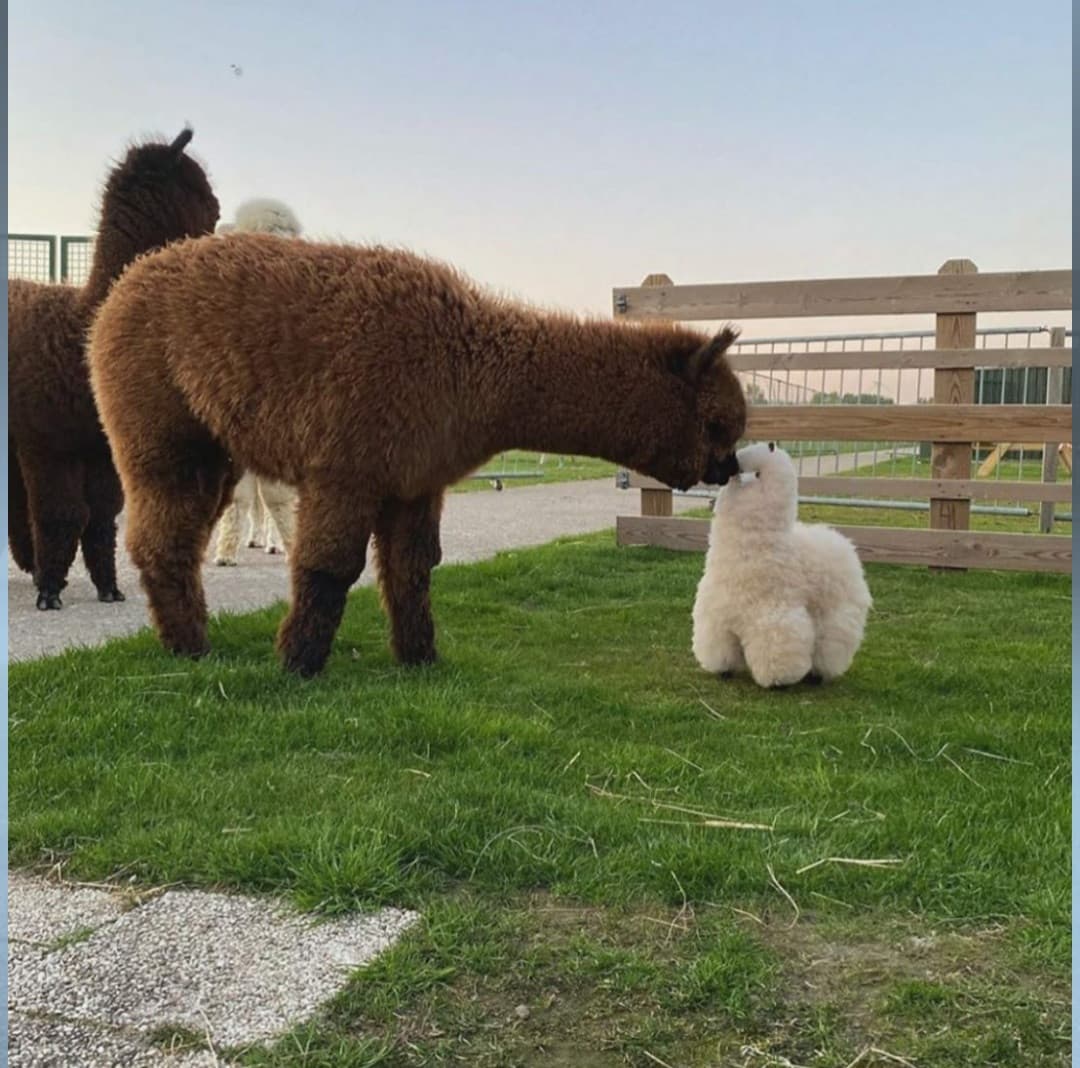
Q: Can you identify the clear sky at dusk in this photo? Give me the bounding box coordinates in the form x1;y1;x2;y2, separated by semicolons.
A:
8;0;1072;335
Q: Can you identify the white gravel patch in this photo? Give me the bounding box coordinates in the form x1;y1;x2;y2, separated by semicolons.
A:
8;872;128;946
10;884;418;1048
9;1013;218;1067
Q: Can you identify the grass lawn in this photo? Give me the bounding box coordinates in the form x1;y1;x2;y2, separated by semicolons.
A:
453;451;617;493
9;534;1070;1066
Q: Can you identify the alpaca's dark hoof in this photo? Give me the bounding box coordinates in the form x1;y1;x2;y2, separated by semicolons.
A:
717;670;736;680
281;648;329;678
802;672;825;686
246;540;261;549
36;591;62;611
266;546;279;555
166;642;211;660
97;586;126;603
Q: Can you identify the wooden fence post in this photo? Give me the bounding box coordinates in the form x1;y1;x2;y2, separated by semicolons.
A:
930;258;978;569
639;273;675;518
1039;326;1068;533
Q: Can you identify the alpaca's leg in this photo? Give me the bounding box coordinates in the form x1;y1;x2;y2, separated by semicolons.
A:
244;473;264;547
741;606;814;689
21;451;89;610
257;481;278;553
214;470;252;565
264;509;280;553
8;445;36;574
258;479;296;556
811;604;867;681
275;484;375;677
80;454;126;602
693;624;745;678
374;493;444;666
125;442;233;657
213;502;241;565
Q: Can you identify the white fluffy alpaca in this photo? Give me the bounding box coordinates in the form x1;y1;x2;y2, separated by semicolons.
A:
692;443;872;688
212;198;302;566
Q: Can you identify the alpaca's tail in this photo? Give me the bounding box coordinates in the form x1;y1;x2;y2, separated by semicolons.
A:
8;445;35;573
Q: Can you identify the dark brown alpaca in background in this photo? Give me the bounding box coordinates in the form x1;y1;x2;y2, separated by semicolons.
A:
8;128;220;609
88;235;746;677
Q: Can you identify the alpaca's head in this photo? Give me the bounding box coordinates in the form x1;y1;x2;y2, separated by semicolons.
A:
714;441;798;532
229;198;303;237
95;128;220;265
644;326;746;491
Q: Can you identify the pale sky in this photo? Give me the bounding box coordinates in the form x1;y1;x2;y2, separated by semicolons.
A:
8;0;1072;341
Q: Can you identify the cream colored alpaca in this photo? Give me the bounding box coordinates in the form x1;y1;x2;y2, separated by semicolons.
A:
212;198;302;566
692;442;872;688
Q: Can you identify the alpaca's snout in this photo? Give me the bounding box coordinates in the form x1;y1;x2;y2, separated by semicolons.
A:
704;451;740;486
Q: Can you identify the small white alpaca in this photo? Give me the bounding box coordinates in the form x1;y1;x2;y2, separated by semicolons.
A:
692;442;871;688
212;197;302;566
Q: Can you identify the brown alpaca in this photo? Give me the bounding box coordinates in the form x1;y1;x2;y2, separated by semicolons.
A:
88;235;746;676
8;128;220;610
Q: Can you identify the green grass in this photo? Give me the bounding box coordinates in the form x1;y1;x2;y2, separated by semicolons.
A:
9;534;1070;1064
452;451;616;493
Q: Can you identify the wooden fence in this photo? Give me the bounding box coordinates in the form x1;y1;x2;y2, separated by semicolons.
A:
614;260;1072;573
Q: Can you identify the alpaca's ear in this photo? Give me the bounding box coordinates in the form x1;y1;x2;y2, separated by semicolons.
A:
169;127;194;158
684;325;740;385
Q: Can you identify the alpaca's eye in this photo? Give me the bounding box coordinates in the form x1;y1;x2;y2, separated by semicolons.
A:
754;472;761;479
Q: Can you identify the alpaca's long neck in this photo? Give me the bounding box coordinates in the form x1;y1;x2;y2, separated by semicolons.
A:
480;312;679;468
80;227;144;310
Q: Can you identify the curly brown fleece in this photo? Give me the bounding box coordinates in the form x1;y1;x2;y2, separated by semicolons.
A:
88;234;747;676
8;128;220;610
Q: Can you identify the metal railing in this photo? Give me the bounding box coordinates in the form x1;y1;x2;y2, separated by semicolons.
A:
733;325;1070;483
9;233;93;284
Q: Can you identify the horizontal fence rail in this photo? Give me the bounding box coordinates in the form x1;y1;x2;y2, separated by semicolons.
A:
727;345;1073;372
746;403;1071;444
616;517;1072;574
613;269;1072;321
613;260;1072;573
624;471;1073;504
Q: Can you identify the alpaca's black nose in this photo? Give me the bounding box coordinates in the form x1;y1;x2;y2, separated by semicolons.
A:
704;452;740;486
